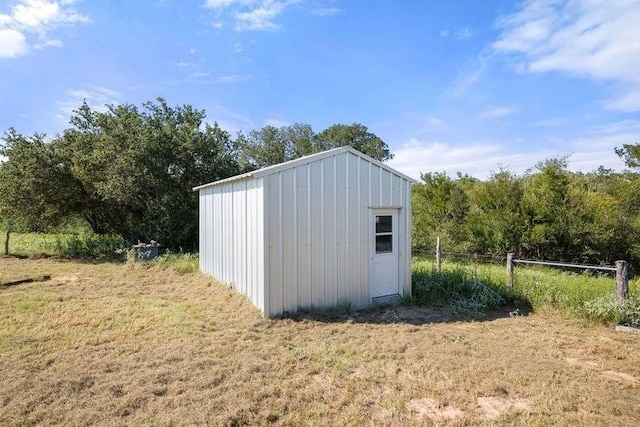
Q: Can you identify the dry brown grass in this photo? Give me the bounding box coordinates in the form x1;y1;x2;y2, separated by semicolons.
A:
1;257;640;426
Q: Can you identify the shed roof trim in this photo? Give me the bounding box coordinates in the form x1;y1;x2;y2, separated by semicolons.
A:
193;146;416;191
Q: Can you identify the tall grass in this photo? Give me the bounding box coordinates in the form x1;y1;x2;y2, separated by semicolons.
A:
411;256;640;324
7;232;127;259
150;251;199;274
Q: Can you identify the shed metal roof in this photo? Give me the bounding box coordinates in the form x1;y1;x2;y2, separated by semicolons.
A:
193;146;416;191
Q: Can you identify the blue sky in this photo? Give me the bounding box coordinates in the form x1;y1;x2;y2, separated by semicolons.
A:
1;0;639;180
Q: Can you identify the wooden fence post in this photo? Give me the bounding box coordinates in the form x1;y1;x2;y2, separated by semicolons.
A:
4;229;9;256
436;236;442;273
506;253;514;289
615;260;629;300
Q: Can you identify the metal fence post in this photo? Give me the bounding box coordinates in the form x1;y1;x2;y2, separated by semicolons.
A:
436;236;442;273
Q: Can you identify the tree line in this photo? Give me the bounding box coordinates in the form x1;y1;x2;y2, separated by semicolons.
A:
0;98;392;251
412;148;640;267
2;97;638;266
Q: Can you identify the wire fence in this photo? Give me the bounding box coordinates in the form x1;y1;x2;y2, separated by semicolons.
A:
413;237;630;300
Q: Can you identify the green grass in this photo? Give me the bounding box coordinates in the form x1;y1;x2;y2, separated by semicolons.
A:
6;232;64;255
5;232;199;273
7;233;640;324
411;256;640;324
150;251;199;273
6;232;127;258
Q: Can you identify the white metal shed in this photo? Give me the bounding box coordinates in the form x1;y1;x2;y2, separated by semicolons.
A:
193;146;416;317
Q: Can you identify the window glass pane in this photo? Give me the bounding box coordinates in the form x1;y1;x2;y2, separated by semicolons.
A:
376;215;392;233
376;235;392;253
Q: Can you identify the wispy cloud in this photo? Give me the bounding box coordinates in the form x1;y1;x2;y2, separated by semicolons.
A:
426;117;444;126
312;7;340;17
440;27;474;40
203;0;290;32
178;72;253;85
388;118;634;180
532;118;570;128
444;54;488;98
0;0;90;58
480;106;517;119
493;0;640;112
56;86;122;121
205;103;255;135
235;3;284;31
174;61;197;68
264;118;289;127
203;0;336;31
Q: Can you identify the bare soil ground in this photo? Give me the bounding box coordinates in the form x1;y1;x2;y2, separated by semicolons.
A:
1;258;639;426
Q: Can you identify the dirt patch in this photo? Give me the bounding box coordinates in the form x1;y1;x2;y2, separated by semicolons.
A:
566;358;637;385
477;396;531;419
566;357;599;369
600;371;638;385
406;398;464;420
393;306;449;322
55;275;79;283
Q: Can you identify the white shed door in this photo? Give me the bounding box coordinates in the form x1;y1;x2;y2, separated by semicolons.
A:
370;210;399;298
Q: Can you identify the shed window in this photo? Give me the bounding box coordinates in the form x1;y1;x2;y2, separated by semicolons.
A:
375;215;393;254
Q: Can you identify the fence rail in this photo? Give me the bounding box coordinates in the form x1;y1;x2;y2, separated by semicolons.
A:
513;258;617;272
425;237;630;300
507;252;629;300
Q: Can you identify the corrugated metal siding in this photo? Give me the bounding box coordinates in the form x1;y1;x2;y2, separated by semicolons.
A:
263;150;412;316
198;178;266;314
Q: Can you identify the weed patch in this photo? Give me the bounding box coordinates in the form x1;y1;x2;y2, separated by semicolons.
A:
412;257;639;324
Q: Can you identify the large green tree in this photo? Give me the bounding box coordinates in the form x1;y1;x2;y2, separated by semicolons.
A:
0;129;80;253
466;169;524;256
411;172;474;251
615;143;640;169
238;122;392;169
236;123;320;170
1;99;240;251
317;123;393;162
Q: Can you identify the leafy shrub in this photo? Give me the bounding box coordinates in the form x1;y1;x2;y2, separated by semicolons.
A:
152;251;199;273
412;262;505;317
582;294;640;326
54;233;127;258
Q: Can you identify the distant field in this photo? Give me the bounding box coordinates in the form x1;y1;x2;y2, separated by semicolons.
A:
1;257;639;425
5;232;66;255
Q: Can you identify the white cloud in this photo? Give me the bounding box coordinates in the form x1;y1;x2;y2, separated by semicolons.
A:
593;119;640;135
189;71;211;79
205;103;254;135
0;0;90;58
493;0;640;112
174;61;197;68
264;118;289;127
426;117;444;126
388;118;635;180
204;0;239;8
440;27;474;40
444;55;488;98
203;0;315;32
234;3;284;31
175;71;253;85
453;27;473;40
388;139;528;180
480;106;517;119
0;28;27;57
532;117;570;127
56;86;122;119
